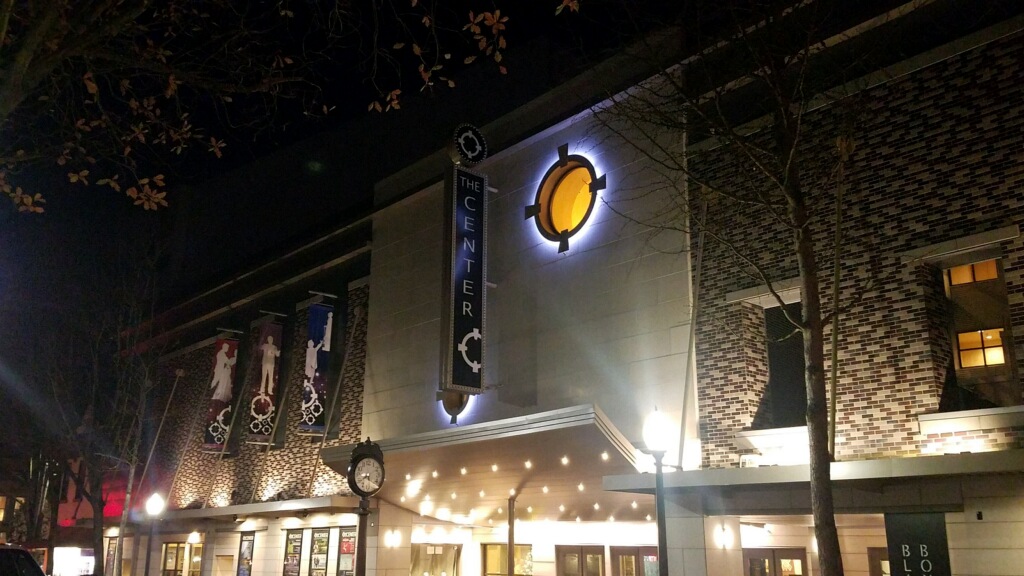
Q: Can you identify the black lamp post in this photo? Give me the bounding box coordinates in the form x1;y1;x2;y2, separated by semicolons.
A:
643;408;672;576
143;493;165;576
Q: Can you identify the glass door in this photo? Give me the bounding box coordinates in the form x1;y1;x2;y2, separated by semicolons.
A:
742;548;807;576
556;546;604;576
610;547;657;576
162;543;187;576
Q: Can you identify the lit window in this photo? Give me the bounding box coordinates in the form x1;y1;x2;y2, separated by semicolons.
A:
525;144;606;253
957;329;1005;367
948;259;998;285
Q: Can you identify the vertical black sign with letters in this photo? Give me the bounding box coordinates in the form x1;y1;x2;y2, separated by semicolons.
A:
441;165;487;394
884;513;951;576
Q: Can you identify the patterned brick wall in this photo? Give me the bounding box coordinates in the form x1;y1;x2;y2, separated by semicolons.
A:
154;283;369;509
692;31;1024;468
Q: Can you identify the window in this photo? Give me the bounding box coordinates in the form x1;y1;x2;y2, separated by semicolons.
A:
957;329;1005;367
757;302;806;429
186;543;202;576
556;546;604;576
162;543;186;576
942;255;1018;407
948;259;998;285
411;544;461;576
482;544;532;576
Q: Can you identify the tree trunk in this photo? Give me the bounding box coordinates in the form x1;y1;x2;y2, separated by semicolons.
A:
89;477;106;576
777;109;844;576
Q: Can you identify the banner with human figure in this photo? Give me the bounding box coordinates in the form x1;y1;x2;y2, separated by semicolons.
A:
202;338;239;452
247;322;283;444
299;303;333;435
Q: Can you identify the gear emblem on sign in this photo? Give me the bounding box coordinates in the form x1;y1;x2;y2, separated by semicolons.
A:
457;328;482;373
459;132;483;161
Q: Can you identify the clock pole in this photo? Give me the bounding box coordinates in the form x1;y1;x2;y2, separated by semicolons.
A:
355;496;370;576
347;438;384;576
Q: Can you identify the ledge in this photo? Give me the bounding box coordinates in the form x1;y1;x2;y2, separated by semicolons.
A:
899;225;1019;263
605;449;1024;494
724;277;801;307
918;405;1024;435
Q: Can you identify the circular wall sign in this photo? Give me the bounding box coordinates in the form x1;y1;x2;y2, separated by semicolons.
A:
452;124;488;165
525;144;606;252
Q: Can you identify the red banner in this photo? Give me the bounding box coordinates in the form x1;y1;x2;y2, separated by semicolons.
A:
202;338;239;452
247;323;283;444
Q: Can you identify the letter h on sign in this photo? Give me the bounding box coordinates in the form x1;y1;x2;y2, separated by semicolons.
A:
441;165;487;394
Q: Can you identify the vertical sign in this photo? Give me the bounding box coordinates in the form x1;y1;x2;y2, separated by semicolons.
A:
247;322;283;444
203;338;239;452
283;530;303;576
237;532;255;576
441;165;487;394
300;304;334;435
309;529;330;576
884;513;951;576
337;527;356;576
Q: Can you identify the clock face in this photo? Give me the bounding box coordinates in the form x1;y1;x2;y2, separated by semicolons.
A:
351;457;384;496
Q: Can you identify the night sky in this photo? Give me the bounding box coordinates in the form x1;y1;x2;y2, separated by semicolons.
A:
0;1;685;464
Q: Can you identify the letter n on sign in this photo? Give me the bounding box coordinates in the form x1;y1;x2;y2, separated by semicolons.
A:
441;165;487;394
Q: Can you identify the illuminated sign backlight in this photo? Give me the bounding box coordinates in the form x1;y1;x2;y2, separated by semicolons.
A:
525;143;606;253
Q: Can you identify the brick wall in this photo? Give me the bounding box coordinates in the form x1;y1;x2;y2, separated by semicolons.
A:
155;283;369;509
692;31;1024;468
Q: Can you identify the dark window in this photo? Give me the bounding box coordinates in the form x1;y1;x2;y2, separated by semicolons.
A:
762;303;807;428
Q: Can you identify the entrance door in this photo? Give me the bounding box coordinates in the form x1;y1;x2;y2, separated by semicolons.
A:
742;548;807;576
610;547;657;576
556;546;604;576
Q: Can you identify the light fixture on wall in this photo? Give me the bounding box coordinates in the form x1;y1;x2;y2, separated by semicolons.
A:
437;390;469;424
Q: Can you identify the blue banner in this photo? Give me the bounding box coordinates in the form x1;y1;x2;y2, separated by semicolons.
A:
299;303;333;434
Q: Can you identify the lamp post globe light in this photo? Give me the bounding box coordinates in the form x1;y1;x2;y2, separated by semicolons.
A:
144;494;166;576
643;408;672;576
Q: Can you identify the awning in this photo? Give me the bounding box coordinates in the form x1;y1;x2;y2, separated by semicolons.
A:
321;405;655;524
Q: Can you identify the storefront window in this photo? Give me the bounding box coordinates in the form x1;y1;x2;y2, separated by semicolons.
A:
187;543;203;576
482;544;532;576
411;544;460;576
162;543;186;576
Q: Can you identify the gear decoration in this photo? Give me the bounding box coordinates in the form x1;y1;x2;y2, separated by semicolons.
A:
452;124;488;165
458;328;483;373
301;380;324;425
207;406;231;445
249;393;276;435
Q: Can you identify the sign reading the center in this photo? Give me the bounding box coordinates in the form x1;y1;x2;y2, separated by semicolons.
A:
442;165;487;394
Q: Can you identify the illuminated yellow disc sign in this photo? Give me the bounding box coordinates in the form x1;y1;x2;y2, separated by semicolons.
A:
525;144;606;253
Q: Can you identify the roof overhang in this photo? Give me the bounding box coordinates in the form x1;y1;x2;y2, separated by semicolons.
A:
322;405;654;524
605;449;1024;516
158;495;363;522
